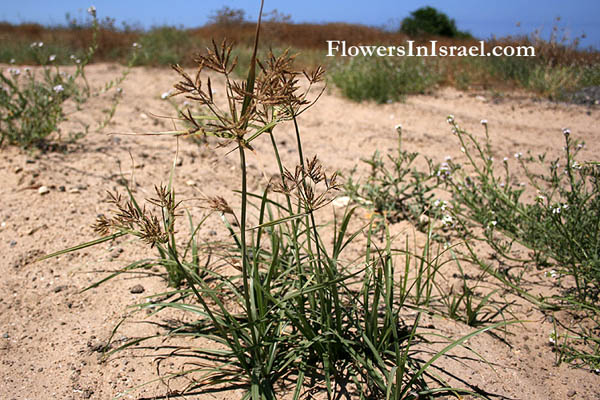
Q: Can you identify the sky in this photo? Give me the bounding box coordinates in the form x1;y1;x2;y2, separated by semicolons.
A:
1;1;599;49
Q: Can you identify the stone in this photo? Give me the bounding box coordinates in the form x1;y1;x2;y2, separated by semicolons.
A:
129;284;145;294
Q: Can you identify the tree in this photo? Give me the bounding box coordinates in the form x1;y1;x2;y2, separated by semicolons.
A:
208;6;246;26
400;6;471;38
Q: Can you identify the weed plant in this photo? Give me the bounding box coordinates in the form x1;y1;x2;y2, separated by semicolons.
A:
342;113;599;369
444;117;600;369
344;125;448;227
0;7;135;149
43;3;511;398
330;57;440;103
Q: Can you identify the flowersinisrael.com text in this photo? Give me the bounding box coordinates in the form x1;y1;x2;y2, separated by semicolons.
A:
326;40;536;57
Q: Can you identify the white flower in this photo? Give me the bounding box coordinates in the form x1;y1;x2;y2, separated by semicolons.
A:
442;214;453;226
161;90;172;100
70;54;76;60
552;206;561;215
394;123;402;132
48;54;56;62
9;68;20;76
503;157;508;163
24;67;31;73
514;152;522;159
87;5;96;16
488;220;497;227
53;84;64;93
132;42;141;49
9;58;15;64
547;270;558;278
444;155;452;162
562;128;571;137
331;196;350;208
480;119;488;125
30;42;38;48
446;114;454;124
38;42;44;47
116;87;123;94
571;161;581;170
549;332;557;344
460;147;465;153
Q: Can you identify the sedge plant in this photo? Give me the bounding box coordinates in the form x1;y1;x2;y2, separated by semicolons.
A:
42;1;514;398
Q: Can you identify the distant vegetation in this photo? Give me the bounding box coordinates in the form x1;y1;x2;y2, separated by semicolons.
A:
400;6;472;38
1;6;599;101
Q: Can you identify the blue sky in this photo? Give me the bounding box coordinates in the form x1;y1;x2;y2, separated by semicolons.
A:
2;1;599;49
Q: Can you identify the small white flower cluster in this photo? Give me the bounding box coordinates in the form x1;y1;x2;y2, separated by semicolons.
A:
53;84;64;93
441;214;453;226
571;161;581;170
551;203;568;215
446;114;455;124
8;68;21;76
69;54;81;64
30;41;44;48
562;128;571;137
436;162;451;179
433;199;448;211
87;5;96;17
514;152;522;159
48;54;56;62
547;269;558;279
132;42;142;49
487;220;497;228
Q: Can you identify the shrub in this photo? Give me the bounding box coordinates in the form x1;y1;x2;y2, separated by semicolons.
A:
400;7;471;38
331;56;440;103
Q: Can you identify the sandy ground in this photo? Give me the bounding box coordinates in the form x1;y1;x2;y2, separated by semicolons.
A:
1;63;599;399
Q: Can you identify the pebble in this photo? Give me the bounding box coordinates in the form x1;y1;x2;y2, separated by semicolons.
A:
109;248;123;259
58;186;65;192
53;285;68;293
186;180;196;186
38;186;50;195
9;240;17;247
567;390;577;397
68;188;80;194
130;284;145;294
14;167;22;173
2;333;8;339
176;157;183;166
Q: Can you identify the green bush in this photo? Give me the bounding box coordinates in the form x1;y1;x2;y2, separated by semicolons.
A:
133;26;193;66
400;7;471;38
331;56;439;103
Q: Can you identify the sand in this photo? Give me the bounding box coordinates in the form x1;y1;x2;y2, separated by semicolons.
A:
1;63;599;399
